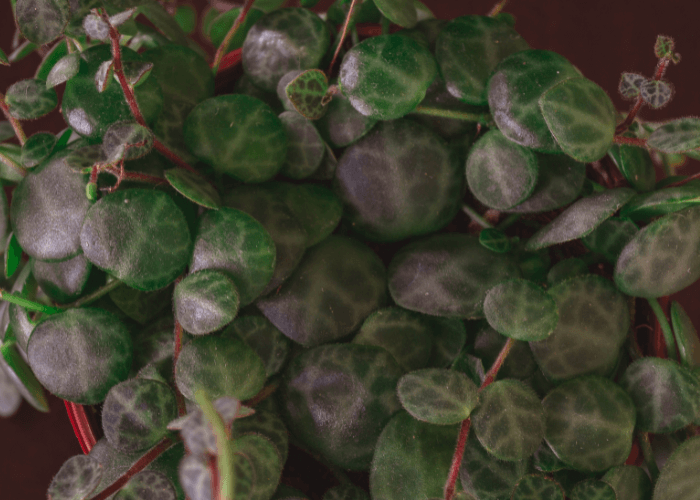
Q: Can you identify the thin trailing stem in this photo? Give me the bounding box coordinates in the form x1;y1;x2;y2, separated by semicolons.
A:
648;297;679;361
195;388;235;500
638;432;660;482
664;172;700;188
88;437;175;500
613;135;647;147
243;380;280;408
444;338;516;500
64;401;97;454
60;277;123;310
211;0;256;75
0;150;27;178
462;204;493;229
0;289;62;314
152;141;200;175
0;92;27;145
103;165;168;186
328;0;360;75
414;105;493;125
616;57;671;135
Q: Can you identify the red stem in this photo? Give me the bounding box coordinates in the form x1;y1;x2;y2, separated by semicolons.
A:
64;401;97;454
210;455;221;500
88;437;174;500
243;381;280;408
664;171;700;188
219;48;242;73
327;0;361;75
211;0;256;74
106;23;147;127
152;140;200;175
653;296;670;358
613;135;647;147
443;338;516;500
103;165;168;185
0;93;27;145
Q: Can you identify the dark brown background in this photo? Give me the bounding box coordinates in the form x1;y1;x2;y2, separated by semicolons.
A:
2;0;700;498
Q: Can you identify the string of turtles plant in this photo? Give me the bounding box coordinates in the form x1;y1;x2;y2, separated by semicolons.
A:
1;0;700;499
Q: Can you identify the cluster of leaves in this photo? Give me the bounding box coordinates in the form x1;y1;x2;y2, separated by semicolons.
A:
2;1;700;500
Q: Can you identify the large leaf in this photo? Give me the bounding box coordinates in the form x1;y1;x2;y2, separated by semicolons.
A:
15;0;70;45
459;436;529;500
653;436;700;500
647;117;700;153
173;269;239;335
602;465;652;500
614;205;700;297
80;189;192;292
542;376;636;472
373;0;417;28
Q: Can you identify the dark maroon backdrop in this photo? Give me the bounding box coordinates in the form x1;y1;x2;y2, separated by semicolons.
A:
2;1;700;498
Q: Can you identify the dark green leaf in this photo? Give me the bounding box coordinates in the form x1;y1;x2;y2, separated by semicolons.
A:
619;185;700;221
47;455;103;500
373;0;417;28
602;465;652;500
670;301;700;368
323;484;369;500
173;269;239;335
0;340;49;412
0;122;14;142
113;471;176;500
653;436;700;500
15;0;70;45
21;132;56;168
285;70;329;120
121;61;154;87
5;79;58;120
314;91;377;148
397;368;478;424
511;475;564;500
581;217;638;263
80;189;192;291
640;79;673;108
0;48;8;66
546;258;588;286
279;111;326;179
4;232;21;279
27;308;132;404
34;254;92;304
569;480;616;500
647;117;700;153
608;141;656;192
207;7;265;50
108;283;172;325
223;316;291;378
459;436;529;500
479;228;512;253
8;40;38;63
233;433;283;500
618;73;645;99
102;121;154;162
164;169;220;209
173;5;196;34
137;3;189;46
46;52;80;89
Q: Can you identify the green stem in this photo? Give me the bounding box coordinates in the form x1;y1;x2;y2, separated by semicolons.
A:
462;204;493;229
497;214;520;231
195;388;236;500
60;277;123;309
414;105;493;125
0;289;62;314
648;297;679;361
0;150;27;177
638;432;660;482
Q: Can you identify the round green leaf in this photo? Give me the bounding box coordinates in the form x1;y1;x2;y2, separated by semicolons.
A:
241;7;330;92
525;188;635;251
113;471;177;500
539;77;616;163
459;436;529;500
670;301;700;368
15;0;70;45
397;368;478;424
102;121;154;162
466;129;538;210
542;376;636;472
647;117;700;153
487;49;581;152
11;151;92;262
257;236;387;347
5;79;58;120
314;91;378;148
608;142;656;192
164;168;221;209
374;0;417;27
282;343;403;470
27;308;132;404
190;207;276;306
21;132;56;168
614;205;700;297
435;15;529;105
388;233;521;318
233;433;283;500
80;188;192;292
619;185;700;221
581;217;638;263
529;275;629;383
232;406;289;465
371;411;460;500
485;279;558;342
184;95;287;183
479;228;512;253
279;111;325;179
619;357;700;433
569;480;617;500
533;441;568;473
602;465;652;500
47;455;103;500
511;475;564;500
339;34;437;120
335;118;462;241
207;7;265;50
285;69;329;120
471;379;545;461
546;258;588;286
33;253;92;304
173;269;240;335
102;378;177;453
175;334;266;401
652;436;700;500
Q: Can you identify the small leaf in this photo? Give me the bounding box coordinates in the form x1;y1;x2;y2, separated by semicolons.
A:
640;79;673;108
569;479;616;500
374;0;418;28
83;13;110;41
8;40;38;63
479;228;512;253
286;69;330;120
47;455;103;500
654;35;675;59
0;48;9;66
165;168;220;209
647;117;700;153
5;232;22;279
121;61;154;87
95;60;115;93
670;301;700;368
15;0;70;45
174;5;196;34
483;279;559;341
397;368;478;425
511;475;564;500
602;465;652;500
110;8;138;27
1;340;49;412
619;73;645;99
0;122;14;142
137;3;189;46
46;52;80;89
21;132;56;168
5;79;58;120
102;121;154;162
0;361;21;417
